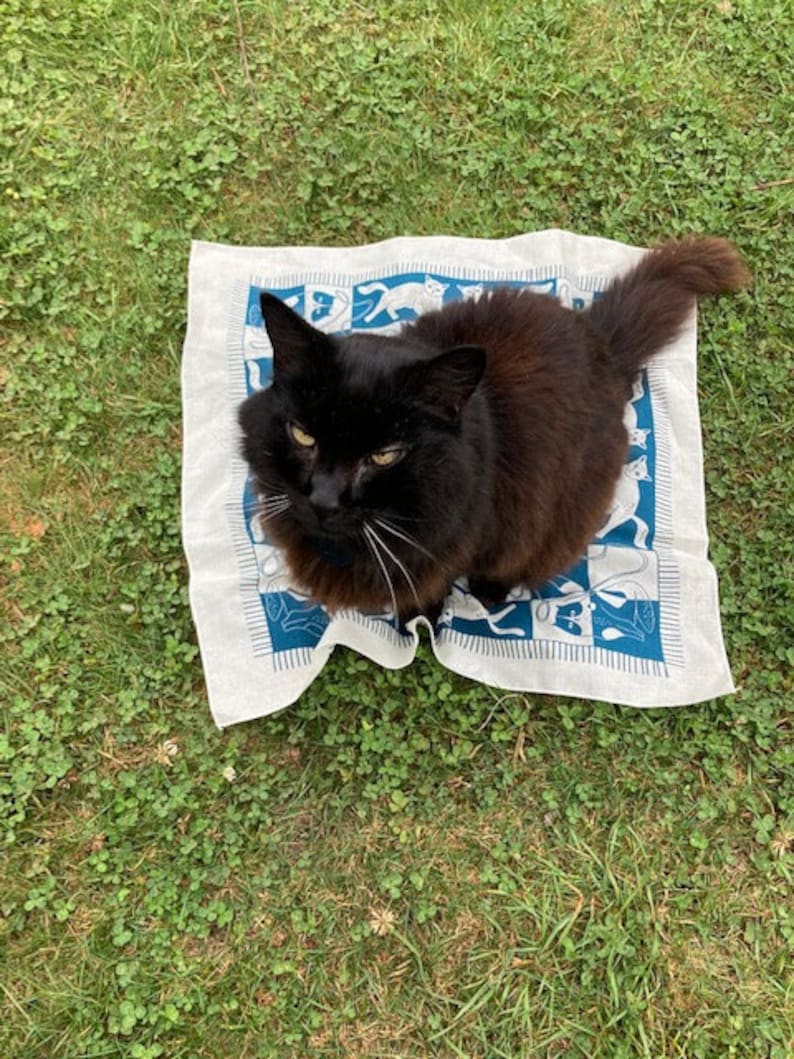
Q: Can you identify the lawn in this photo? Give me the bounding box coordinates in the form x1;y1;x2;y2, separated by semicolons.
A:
1;1;792;1056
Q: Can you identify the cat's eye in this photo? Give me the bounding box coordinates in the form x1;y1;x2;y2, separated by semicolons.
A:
369;447;404;468
288;422;316;448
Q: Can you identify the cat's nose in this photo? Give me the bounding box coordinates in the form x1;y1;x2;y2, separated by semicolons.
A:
308;472;342;515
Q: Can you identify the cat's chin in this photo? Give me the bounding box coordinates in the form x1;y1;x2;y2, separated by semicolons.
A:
307;536;355;569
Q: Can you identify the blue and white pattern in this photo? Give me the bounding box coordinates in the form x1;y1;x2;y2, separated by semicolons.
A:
237;269;675;677
182;233;735;725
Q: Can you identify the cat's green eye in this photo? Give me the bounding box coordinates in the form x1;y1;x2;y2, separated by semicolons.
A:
288;422;316;448
369;447;403;468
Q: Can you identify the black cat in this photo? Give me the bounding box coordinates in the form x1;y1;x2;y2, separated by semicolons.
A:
238;238;749;621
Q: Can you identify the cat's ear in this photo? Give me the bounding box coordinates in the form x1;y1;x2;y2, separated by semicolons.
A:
260;292;329;377
409;345;486;420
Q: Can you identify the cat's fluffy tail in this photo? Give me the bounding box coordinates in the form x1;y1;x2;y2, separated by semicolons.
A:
587;237;751;384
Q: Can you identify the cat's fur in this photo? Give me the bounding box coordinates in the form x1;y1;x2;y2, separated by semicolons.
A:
238;238;749;620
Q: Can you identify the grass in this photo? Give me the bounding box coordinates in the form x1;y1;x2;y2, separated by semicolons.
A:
1;0;793;1055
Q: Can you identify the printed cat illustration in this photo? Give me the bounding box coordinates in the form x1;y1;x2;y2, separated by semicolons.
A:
624;377;650;448
307;287;351;332
596;455;651;548
624;376;644;433
628;427;650;449
358;275;448;323
251;515;328;636
437;581;527;636
245;358;270;392
460;283;484;301
532;552;655;644
556;277;591;310
533;596;589;640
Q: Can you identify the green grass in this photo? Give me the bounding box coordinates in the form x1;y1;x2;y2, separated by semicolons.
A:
2;0;793;1055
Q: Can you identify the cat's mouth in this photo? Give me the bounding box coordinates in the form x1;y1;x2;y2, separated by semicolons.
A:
302;503;358;537
297;502;363;554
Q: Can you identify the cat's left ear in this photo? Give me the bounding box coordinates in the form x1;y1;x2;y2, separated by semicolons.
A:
408;345;486;420
260;292;329;378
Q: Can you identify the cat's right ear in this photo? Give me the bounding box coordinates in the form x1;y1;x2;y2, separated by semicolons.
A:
408;345;486;420
260;292;328;378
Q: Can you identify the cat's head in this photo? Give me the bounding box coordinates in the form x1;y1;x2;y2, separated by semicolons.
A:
423;276;447;295
625;454;651;480
238;293;487;607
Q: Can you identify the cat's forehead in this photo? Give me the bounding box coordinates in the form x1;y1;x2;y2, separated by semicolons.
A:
340;332;435;377
286;378;411;451
288;334;428;421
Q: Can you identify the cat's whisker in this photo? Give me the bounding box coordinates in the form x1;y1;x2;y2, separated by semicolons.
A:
361;524;398;617
366;522;421;610
377;512;424;526
373;517;439;565
258;494;290;511
258;498;291;523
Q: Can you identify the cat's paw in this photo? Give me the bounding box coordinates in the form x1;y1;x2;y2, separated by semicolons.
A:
468;576;513;608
